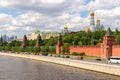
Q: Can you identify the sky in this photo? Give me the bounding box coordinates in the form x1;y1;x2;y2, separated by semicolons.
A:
0;0;120;38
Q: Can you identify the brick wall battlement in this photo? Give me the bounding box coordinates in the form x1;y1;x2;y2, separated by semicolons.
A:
113;45;120;47
70;46;100;49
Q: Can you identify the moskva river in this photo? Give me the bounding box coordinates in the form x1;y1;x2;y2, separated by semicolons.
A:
0;56;120;80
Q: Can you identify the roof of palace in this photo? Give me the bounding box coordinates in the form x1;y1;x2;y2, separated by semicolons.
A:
34;29;41;34
28;28;60;35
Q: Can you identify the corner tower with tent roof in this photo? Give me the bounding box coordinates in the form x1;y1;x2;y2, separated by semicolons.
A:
101;27;116;58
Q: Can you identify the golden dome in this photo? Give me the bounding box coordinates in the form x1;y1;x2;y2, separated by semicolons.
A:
64;25;68;30
85;27;91;33
90;11;94;16
96;18;100;22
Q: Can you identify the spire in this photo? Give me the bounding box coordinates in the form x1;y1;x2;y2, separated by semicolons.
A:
106;27;112;36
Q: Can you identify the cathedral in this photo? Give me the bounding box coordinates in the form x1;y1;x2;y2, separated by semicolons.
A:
61;25;69;34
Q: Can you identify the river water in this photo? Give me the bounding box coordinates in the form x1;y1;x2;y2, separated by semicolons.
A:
0;55;120;80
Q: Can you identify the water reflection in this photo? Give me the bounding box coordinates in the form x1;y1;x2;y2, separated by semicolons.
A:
0;56;120;80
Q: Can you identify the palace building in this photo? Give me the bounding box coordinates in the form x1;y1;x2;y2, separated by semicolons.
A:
27;28;60;40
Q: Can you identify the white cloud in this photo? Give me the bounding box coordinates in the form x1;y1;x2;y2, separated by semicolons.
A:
6;26;19;31
86;0;120;10
0;14;12;25
0;0;120;37
41;0;64;4
25;26;35;31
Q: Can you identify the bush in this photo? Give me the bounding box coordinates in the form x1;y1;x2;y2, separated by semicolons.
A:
72;52;85;56
79;52;85;56
72;52;79;56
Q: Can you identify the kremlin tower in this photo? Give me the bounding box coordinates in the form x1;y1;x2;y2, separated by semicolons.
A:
56;33;63;54
36;34;43;47
22;35;28;47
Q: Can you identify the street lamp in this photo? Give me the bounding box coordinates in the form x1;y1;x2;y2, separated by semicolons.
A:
106;45;109;64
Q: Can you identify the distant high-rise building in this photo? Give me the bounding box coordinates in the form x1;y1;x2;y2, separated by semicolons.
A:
2;34;7;42
0;34;17;43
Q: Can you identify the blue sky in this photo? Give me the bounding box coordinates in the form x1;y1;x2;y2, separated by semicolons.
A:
0;0;120;38
0;9;26;17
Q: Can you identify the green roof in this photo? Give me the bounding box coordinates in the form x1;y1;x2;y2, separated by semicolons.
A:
42;31;60;34
105;27;112;36
34;29;40;34
34;29;60;35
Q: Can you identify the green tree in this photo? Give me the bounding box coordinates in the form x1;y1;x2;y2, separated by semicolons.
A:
33;47;41;55
43;46;49;52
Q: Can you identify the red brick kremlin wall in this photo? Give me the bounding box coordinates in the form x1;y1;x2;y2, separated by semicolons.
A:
56;33;120;58
112;45;120;57
70;46;101;57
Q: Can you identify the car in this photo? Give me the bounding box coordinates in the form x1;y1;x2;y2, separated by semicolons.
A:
96;58;102;61
108;56;120;63
24;52;30;54
42;52;48;56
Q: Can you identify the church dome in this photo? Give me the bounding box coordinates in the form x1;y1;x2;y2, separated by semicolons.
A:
90;11;94;16
96;18;100;22
64;25;68;30
85;27;91;33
